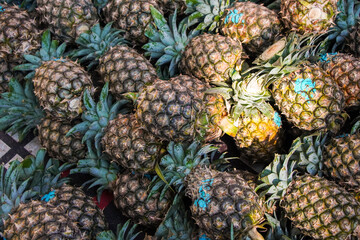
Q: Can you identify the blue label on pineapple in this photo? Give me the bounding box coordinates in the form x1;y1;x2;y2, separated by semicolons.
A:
335;133;349;138
53;58;66;62
194;178;214;211
273;112;282;127
294;78;316;100
41;190;56;202
319;52;338;63
199;234;211;240
0;6;5;12
224;9;245;24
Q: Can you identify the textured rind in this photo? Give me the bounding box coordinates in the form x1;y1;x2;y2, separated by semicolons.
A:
33;59;94;120
36;0;98;42
0;4;41;64
112;172;172;227
102;114;162;173
321;53;360;108
324;133;360;189
135;75;207;142
46;184;107;239
103;0;161;46
272;64;345;132
282;174;360;240
280;0;337;33
220;2;282;55
235;110;283;163
180;33;246;83
98;45;157;99
38;117;86;163
185;166;264;240
4;200;86;239
0;60;25;94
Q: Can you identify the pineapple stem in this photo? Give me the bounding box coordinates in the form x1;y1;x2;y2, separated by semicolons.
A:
217;116;238;137
247;227;264;240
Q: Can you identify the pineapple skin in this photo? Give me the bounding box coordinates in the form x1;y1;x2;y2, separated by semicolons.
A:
185;166;264;240
103;0;161;46
324;133;360;190
235;110;283;163
135;75;207;142
280;0;337;34
38;116;87;163
179;33;246;84
344;24;360;58
271;64;345;133
320;53;360;108
36;0;98;42
98;45;157;99
112;172;172;227
281;174;360;240
0;3;40;88
4;200;85;239
33;59;94;120
102;114;162;173
220;1;283;56
46;184;108;239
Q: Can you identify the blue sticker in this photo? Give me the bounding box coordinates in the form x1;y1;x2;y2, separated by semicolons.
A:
194;178;214;211
224;9;245;24
41;190;56;202
335;133;349;138
294;78;316;100
319;52;338;63
273;112;282;127
0;6;5;12
199;234;211;240
53;58;66;62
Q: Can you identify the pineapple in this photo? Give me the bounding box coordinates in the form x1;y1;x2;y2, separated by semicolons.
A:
67;83;163;173
158;0;186;16
94;0;162;46
38;116;86;163
258;149;360;240
323;133;360;190
280;0;337;33
14;30;95;120
212;73;283;163
4;200;85;239
219;1;283;55
251;32;346;134
0;3;40;92
36;0;98;43
144;7;247;82
135;74;226;142
272;63;346;133
72;23;157;99
319;52;360;108
71;147;173;228
150;141;265;240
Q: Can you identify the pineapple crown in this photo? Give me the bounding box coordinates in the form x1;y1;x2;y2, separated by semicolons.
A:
0;78;45;141
70;22;127;70
0;0;36;11
252;32;328;78
66;82;131;151
265;213;303;240
13;30;68;80
96;219;141;240
0;161;36;233
149;141;227;200
70;142;120;202
143;6;200;78
327;0;360;52
0;149;72;232
256;132;327;207
184;0;234;32
155;192;197;240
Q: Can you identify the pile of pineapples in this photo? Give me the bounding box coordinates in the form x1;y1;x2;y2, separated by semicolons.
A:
1;0;360;239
